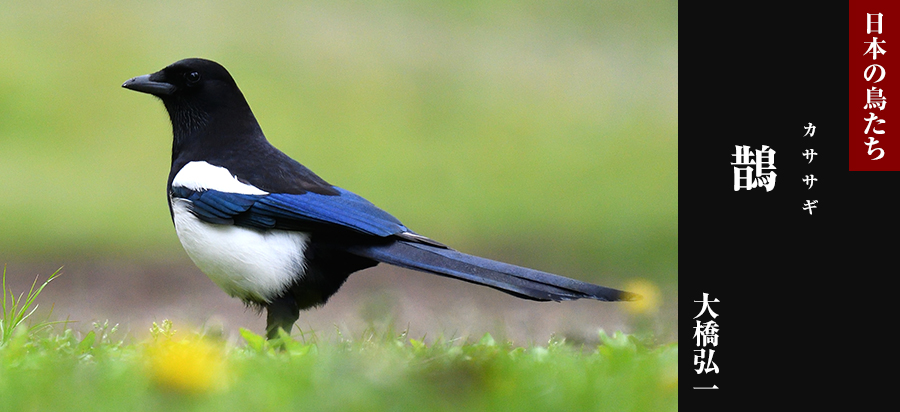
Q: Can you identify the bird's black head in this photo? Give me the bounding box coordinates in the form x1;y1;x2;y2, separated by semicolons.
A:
123;58;261;148
122;58;241;100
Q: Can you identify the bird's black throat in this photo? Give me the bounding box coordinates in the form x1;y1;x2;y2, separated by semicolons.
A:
165;97;210;150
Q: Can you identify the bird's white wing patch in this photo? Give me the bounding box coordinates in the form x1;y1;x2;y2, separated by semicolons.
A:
172;161;268;195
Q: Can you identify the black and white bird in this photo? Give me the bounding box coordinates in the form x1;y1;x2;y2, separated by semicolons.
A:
122;58;638;339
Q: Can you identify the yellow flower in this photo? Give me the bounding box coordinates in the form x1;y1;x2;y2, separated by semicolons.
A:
146;336;227;394
622;279;662;316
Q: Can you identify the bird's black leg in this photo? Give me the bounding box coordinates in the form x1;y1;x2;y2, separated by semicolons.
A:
265;295;299;340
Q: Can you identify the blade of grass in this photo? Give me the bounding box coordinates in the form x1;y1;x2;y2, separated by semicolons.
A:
1;266;63;345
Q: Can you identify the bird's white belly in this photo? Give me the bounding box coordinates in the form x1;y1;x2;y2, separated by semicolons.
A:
171;198;309;302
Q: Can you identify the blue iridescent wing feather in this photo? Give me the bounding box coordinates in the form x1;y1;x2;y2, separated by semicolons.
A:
171;186;409;237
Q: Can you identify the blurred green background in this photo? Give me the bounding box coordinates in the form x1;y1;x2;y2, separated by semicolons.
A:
0;0;676;287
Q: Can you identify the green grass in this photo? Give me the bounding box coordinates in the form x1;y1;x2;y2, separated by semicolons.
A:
1;322;677;412
0;269;676;412
0;265;62;346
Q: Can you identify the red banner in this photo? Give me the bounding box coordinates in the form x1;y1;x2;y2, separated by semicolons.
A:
851;2;900;170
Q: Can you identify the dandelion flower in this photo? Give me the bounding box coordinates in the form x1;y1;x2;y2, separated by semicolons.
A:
146;337;226;394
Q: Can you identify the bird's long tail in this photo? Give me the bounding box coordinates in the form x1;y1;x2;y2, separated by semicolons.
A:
347;240;639;302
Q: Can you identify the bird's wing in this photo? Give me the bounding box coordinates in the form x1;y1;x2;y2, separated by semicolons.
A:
171;186;418;238
254;188;411;237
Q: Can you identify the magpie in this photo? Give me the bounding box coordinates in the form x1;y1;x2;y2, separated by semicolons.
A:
122;58;638;339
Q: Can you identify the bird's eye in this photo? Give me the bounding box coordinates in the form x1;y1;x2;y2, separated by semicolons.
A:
185;71;201;84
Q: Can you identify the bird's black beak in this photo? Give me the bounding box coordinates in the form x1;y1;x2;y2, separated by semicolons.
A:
122;74;176;96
